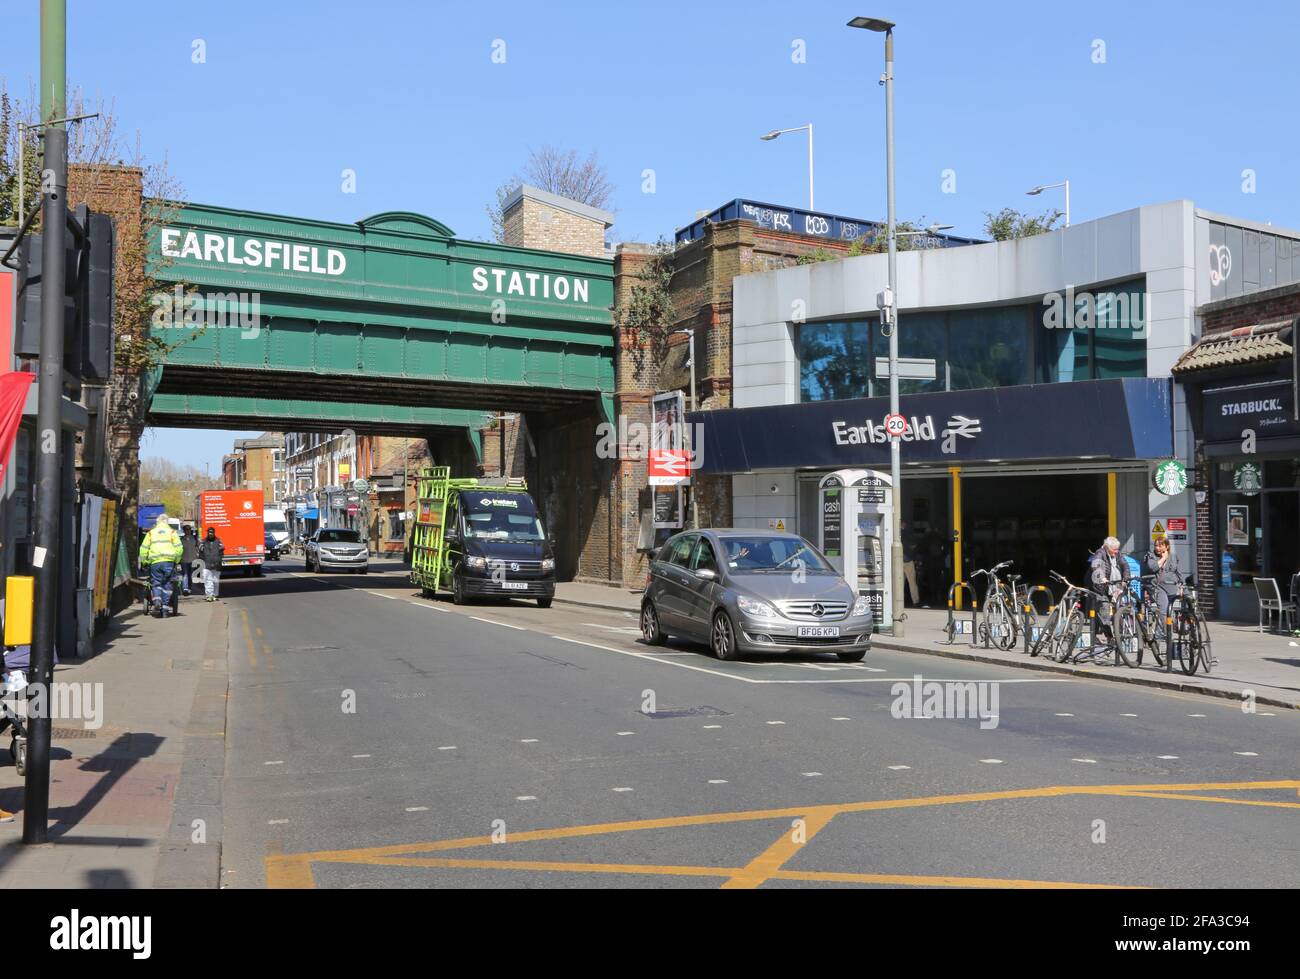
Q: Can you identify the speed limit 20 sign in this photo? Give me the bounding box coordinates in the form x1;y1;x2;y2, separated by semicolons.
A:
884;413;909;438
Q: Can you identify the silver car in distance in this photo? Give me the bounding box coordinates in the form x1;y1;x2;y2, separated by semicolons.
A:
640;529;874;661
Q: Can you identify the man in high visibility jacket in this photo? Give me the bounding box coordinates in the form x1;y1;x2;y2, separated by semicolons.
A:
140;513;183;617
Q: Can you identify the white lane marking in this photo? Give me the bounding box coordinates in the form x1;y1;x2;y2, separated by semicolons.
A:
1055;713;1074;717
617;731;635;736
707;779;728;784
1188;713;1207;718
470;615;527;630
611;787;634;793
409;602;447;611
583;623;645;636
352;754;371;759
1234;751;1259;756
546;635;1074;685
766;720;786;725
520;739;539;743
887;765;911;771
702;724;722;729
405;806;429;812
1071;758;1098;764
264;760;284;766
1120;713;1138;717
267;819;289;825
1259;712;1276;717
437;745;457;751
516;795;537;801
979;759;1004;765
831;716;851;721
801;772;822;777
1157;755;1179;760
371;592;398;600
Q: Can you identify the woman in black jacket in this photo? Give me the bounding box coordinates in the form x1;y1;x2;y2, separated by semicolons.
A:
1144;536;1182;616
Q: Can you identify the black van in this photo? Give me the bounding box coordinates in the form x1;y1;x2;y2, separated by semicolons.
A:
443;487;556;607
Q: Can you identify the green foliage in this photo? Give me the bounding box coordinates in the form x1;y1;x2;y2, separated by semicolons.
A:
983;207;1063;241
0;91;41;227
614;238;677;379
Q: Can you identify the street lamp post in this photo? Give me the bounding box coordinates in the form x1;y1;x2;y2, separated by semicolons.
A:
759;124;815;211
671;328;699;528
1026;180;1070;228
849;14;905;637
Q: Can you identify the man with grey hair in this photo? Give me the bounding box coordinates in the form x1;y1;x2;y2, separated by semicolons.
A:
1089;535;1130;646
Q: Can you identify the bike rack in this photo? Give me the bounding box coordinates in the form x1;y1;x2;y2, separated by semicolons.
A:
943;581;979;646
1020;585;1055;654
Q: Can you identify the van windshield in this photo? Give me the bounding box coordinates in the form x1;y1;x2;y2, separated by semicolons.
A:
461;494;545;542
265;521;287;534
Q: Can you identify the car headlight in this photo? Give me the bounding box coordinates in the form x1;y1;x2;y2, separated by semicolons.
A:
737;595;778;619
852;596;873;617
465;555;488;570
541;558;555;572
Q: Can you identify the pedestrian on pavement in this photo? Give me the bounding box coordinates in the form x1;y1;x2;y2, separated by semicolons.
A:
180;525;200;596
1089;535;1130;641
198;527;225;602
140;512;183;618
900;520;920;607
1144;537;1183;617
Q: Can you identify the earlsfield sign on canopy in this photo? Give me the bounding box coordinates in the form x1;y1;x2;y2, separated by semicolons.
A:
159;227;347;276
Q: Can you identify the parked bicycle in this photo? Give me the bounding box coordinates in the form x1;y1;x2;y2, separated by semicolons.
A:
1167;576;1214;676
972;560;1019;651
1031;571;1097;662
1129;574;1167;668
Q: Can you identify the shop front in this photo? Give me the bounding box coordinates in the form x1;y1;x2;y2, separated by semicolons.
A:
692;377;1173;605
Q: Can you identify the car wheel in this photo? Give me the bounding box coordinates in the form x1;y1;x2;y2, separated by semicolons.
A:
836;649;867;663
711;611;739;661
641;602;666;645
360;566;369;575
537;596;553;609
452;571;466;605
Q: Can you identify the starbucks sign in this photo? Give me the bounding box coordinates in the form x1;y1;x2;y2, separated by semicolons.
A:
1233;463;1263;496
1152;459;1187;496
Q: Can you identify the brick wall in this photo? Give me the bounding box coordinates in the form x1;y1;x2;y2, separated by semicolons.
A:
1200;282;1300;335
503;196;607;258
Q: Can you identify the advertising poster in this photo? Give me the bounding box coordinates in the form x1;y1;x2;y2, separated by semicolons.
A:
1226;505;1249;546
652;485;683;529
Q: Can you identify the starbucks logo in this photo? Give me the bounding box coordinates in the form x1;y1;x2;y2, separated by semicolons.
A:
1233;463;1262;496
1152;460;1187;496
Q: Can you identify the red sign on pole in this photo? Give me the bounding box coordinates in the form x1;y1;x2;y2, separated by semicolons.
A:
648;448;691;486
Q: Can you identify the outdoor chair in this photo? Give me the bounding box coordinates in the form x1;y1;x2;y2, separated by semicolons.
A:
1253;577;1295;633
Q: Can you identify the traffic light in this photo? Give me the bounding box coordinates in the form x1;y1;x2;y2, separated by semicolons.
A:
13;203;114;383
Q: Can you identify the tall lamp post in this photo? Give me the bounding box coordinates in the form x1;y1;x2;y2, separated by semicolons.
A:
671;327;699;528
759;124;815;210
848;14;904;637
1026;180;1070;227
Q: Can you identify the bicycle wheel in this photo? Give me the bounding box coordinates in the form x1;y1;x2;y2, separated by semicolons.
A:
1175;611;1198;676
994;596;1018;650
1030;605;1060;658
983;595;1010;649
1145;601;1167;668
1113;604;1139;668
1055;609;1085;663
1194;613;1213;675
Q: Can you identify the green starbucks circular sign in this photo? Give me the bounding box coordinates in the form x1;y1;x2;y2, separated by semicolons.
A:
1152;459;1187;496
1233;462;1262;496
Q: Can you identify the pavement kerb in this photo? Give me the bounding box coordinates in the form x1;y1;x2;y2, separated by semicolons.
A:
554;592;643;613
869;636;1299;711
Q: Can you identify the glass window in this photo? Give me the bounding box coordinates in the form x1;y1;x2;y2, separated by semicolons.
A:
949;306;1027;390
1092;282;1147;379
691;537;719;574
799;319;874;402
716;535;836;573
895;311;946;394
667;535;696;567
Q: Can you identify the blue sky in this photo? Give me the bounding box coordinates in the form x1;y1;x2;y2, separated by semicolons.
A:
3;0;1298;469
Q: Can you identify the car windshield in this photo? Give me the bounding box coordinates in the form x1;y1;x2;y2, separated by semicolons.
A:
318;529;361;543
464;511;545;542
717;536;836;573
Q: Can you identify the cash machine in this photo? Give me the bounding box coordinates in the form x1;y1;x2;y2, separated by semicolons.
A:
818;469;893;630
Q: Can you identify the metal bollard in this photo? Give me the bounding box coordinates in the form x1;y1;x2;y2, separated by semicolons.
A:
943;581;979;646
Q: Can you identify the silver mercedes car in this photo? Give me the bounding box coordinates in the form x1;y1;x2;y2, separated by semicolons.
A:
640;529;873;661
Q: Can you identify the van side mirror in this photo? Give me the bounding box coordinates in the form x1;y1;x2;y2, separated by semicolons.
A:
696;568;717;580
